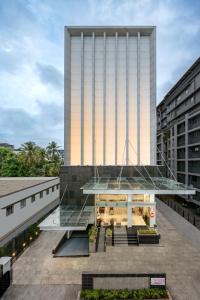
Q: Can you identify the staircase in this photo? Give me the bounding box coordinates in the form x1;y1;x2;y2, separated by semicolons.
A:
113;226;139;246
127;227;139;246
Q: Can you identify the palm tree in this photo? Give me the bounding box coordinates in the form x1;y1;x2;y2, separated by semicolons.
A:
20;141;38;165
46;141;60;162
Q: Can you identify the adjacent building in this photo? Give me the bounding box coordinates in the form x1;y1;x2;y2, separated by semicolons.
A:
157;57;200;205
0;177;60;255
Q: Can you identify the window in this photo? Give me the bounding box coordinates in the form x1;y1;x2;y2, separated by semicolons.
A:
31;195;35;203
6;205;14;216
40;191;43;199
56;184;59;190
46;188;49;195
20;199;26;208
52;186;54;192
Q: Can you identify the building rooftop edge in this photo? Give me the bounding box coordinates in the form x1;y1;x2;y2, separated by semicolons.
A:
65;26;156;35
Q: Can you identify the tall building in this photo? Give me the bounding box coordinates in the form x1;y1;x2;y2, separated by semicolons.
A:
64;26;156;166
39;26;195;244
157;57;200;205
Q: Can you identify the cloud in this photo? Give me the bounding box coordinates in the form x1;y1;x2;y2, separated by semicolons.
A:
36;63;63;88
0;102;63;148
0;0;200;147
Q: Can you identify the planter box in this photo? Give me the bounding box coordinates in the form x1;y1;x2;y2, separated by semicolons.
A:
138;234;160;244
78;290;172;300
89;241;96;253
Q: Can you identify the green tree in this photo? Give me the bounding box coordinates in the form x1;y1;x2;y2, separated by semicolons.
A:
45;141;62;176
20;141;38;165
0;141;63;177
46;141;60;162
0;147;29;176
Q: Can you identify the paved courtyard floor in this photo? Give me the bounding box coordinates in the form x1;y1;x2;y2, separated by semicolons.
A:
3;202;200;300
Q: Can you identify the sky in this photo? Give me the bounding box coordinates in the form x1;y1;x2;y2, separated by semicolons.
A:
0;0;200;148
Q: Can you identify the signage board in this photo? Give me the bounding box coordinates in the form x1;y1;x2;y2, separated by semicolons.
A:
150;277;166;286
150;207;155;218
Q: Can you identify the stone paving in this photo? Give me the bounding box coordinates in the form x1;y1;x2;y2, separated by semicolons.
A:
3;204;200;300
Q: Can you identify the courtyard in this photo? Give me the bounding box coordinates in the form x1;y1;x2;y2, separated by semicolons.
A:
3;200;200;300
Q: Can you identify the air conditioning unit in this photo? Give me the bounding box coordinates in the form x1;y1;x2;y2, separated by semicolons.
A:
0;257;11;277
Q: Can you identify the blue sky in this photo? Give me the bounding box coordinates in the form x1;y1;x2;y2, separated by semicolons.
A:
0;0;200;148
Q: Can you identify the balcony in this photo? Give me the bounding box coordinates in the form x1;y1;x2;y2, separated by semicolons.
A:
189;175;200;189
177;173;185;184
177;122;185;135
188;145;200;159
188;161;200;174
177;161;185;172
188;130;200;145
177;135;185;147
188;113;200;131
177;149;185;159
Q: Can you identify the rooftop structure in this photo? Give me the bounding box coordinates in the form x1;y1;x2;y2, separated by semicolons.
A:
0;177;57;198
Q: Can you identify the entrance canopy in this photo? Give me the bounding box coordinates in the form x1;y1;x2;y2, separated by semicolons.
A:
81;177;196;195
39;206;94;231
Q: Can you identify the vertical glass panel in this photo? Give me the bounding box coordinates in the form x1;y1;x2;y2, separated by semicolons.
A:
117;37;126;164
70;37;81;165
140;36;150;165
106;37;115;165
95;37;104;165
128;36;138;164
84;37;93;164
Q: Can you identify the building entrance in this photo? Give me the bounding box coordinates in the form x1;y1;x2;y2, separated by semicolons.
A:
96;206;146;227
96;195;148;227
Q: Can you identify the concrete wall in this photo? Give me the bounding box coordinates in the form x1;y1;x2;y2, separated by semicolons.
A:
0;178;60;247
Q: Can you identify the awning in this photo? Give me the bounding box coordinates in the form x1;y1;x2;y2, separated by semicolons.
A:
39;206;94;231
81;177;196;195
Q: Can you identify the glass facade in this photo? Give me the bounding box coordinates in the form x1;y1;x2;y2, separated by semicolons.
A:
65;27;156;166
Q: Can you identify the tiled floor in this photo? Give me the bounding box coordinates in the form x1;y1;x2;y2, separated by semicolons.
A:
3;203;200;300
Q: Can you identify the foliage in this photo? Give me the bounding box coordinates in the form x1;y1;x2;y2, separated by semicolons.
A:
88;226;98;242
144;214;150;226
0;141;63;177
81;288;169;300
106;228;112;237
138;229;157;235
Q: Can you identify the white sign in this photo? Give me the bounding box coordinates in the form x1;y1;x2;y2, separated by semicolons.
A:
151;277;165;286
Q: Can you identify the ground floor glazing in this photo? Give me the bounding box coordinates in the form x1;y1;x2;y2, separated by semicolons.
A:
95;194;156;227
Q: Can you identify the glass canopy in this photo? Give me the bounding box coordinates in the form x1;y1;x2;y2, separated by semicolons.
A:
39;205;94;231
81;177;196;195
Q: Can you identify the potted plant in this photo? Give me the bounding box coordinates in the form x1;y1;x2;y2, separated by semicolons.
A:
137;228;160;244
88;226;98;253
